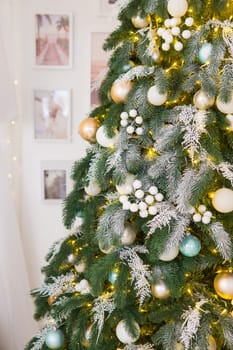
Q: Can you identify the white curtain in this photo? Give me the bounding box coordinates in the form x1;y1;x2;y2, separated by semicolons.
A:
0;0;38;349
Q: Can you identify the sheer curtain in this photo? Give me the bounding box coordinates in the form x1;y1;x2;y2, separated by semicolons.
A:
0;0;38;349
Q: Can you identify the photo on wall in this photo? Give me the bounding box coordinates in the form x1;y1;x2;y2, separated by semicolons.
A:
41;160;72;202
33;89;71;141
35;14;72;68
90;32;110;108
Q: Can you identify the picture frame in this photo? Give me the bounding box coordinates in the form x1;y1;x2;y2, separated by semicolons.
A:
99;0;118;16
35;13;72;68
41;160;73;202
90;32;110;108
33;89;71;141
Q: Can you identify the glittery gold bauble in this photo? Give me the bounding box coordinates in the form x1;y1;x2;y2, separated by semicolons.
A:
151;281;170;299
208;335;217;350
193;90;215;110
110;80;133;104
78;118;99;142
131;15;150;29
214;272;233;299
174;343;184;350
48;295;57;305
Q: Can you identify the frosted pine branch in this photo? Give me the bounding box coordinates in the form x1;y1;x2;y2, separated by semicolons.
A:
46;236;67;263
148;152;176;179
209;222;233;260
120;246;151;305
35;273;75;297
154;125;180;153
92;295;115;340
30;327;52;350
164;215;191;252
218;162;233;186
123;344;156;350
117;65;154;82
179;299;208;350
173;168;196;213
91;67;108;92
147;202;178;236
87;151;103;184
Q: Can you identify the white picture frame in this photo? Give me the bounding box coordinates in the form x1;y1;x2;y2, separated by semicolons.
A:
99;0;118;16
33;89;71;141
41;160;73;202
35;13;73;68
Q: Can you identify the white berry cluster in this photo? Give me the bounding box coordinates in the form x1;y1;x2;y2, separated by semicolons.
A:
190;204;213;225
119;179;164;218
157;16;193;52
120;109;144;136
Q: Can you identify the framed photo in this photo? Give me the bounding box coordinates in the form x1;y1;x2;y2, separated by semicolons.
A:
41;160;73;202
35;14;72;68
33;89;71;141
99;0;118;16
91;32;110;108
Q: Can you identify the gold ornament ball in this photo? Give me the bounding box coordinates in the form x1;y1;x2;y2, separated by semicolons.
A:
48;295;57;306
193;90;215;110
151;47;161;63
216;91;233;114
174;343;184;350
110;80;133;104
214;272;233;300
208;336;216;350
212;187;233;213
78;118;99;142
151;281;170;299
131;15;150;29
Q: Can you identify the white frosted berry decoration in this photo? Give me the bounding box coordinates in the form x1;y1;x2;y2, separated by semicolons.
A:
120;111;129;120
185;17;194;26
129;109;137;118
193;213;202;222
182;30;191;39
174;41;183;51
133;179;142;189
192;204;212;225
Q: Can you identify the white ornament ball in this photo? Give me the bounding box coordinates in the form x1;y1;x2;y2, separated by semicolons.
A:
126;125;135;134
139;210;149;218
216;91;233;114
167;0;188;17
162;42;170;51
149;186;158;195
121;225;136;245
138;201;147;211
135;116;143;124
202;215;211;224
116;320;140;344
85;182;101;196
182;30;191;39
193;213;202;222
145;195;154;205
96;126;118;147
67;254;75;264
148;205;158;215
193;90;215;110
116;174;135;195
185;17;194;26
129;109;137;117
174;41;183;51
121;120;128;127
147;85;167;106
133;179;142;189
155;193;164;202
120;111;129;120
135;189;144;199
212;188;233;213
198;204;207;213
130;203;139;213
75;260;86;273
171;26;180;36
159;246;179;261
136;127;144;135
75;279;90;294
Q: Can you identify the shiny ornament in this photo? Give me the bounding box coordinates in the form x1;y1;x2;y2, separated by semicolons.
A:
122;60;135;73
75;260;86;273
175;343;184;350
121;225;136;245
147;85;167;106
116;320;140;344
48;295;57;306
151;280;170;299
179;235;201;257
159;246;179;261
212;188;233;213
45;330;65;349
214;272;233;299
67;253;75;264
167;0;188;17
84;181;101;196
96;125;118;148
110;80;133;104
151;47;161;63
116;174;135;195
78;118;99;143
198;42;213;63
131;15;150;29
99;241;115;254
108;270;118;284
216;91;233;114
193;90;215;110
207;336;217;350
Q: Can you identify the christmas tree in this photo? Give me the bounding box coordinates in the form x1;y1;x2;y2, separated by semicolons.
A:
26;0;233;349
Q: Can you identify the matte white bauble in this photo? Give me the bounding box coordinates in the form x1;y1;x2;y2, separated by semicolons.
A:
84;182;101;196
193;90;215;110
121;225;137;245
216;91;233;114
159;246;179;261
96;126;118;147
75;260;86;273
167;0;188;17
212;188;233;213
147;85;167;106
116;320;140;344
116;174;135;195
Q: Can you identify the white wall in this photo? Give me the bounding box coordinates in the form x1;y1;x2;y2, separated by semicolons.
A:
19;0;118;288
